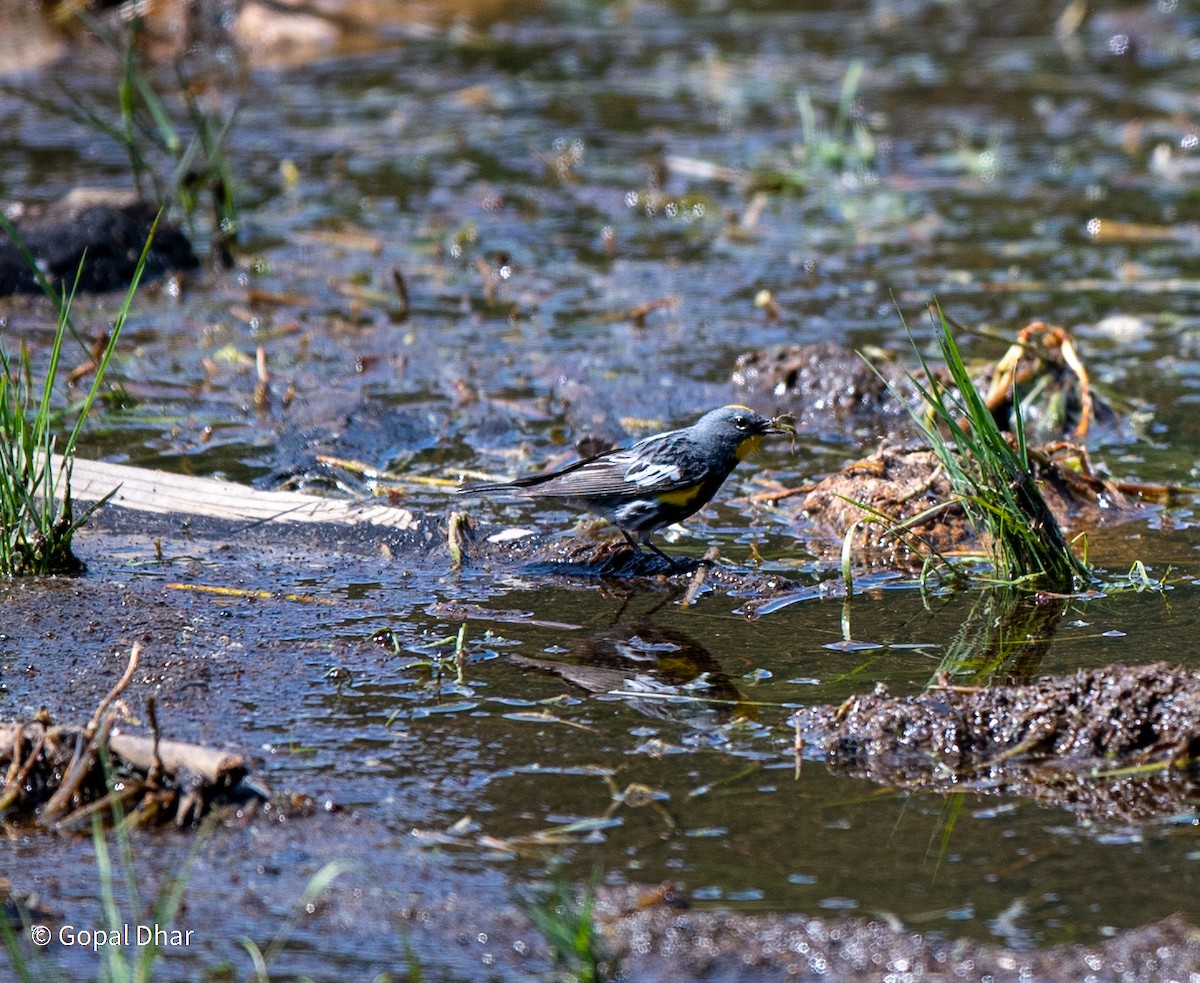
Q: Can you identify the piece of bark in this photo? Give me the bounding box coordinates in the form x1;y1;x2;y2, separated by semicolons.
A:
108;731;246;789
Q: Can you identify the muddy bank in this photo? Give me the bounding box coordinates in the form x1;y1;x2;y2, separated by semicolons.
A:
0;473;1194;976
788;440;1146;569
597;886;1200;983
792;662;1200;821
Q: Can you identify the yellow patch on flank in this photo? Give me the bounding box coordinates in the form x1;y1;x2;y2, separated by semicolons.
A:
656;483;705;507
735;434;764;460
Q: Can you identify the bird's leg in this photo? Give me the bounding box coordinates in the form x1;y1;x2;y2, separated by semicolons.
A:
644;539;685;571
623;530;684;572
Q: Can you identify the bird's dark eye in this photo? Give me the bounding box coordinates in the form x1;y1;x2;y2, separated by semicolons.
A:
734;415;748;430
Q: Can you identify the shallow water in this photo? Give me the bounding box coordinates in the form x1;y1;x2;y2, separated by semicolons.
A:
4;0;1200;978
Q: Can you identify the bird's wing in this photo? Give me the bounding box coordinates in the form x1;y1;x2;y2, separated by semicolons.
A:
459;454;589;495
524;432;707;499
460;429;707;500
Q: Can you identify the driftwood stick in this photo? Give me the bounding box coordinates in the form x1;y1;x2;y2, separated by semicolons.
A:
86;642;141;740
41;716;113;822
11;732;47;790
145;694;164;787
0;730;45;812
3;720;247;789
39;729;88;821
0;721;36;760
108;732;246;788
176;771;207;827
2;722;25;785
54;782;144;830
55;452;419;530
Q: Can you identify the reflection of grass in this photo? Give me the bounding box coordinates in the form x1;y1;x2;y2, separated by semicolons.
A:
931;587;1064;685
0;216;154;576
900;305;1091;592
930;792;965;878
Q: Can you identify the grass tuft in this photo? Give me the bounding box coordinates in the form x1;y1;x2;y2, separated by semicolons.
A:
891;304;1091;592
752;61;877;194
520;869;611;983
4;11;238;263
0;215;156;576
795;60;875;176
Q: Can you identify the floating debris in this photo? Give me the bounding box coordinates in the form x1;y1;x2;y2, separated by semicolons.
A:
0;645;262;829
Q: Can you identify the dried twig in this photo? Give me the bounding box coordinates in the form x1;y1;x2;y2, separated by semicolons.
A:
146;694;164;787
86;642;141;740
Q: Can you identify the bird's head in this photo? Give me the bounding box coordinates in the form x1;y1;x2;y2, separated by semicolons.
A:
695;404;788;460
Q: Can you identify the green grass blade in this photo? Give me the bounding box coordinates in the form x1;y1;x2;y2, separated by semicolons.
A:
0;915;42;983
62;212;159;461
866;302;1090;591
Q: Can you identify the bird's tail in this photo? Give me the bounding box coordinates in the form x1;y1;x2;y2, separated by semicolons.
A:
456;479;516;495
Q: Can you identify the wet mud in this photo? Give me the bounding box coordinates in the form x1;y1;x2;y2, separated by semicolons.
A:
731;325;1136;448
793;662;1200;822
468;528;801;594
0;493;1195;978
21;801;1199;983
731;341;917;440
597;886;1200;983
0;190;197;296
792;441;1144;568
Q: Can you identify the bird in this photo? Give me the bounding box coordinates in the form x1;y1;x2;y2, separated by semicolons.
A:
459;405;785;565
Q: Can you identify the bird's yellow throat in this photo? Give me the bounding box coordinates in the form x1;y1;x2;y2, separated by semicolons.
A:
735;434;764;460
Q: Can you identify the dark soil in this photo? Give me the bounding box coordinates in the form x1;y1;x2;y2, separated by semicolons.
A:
731;341;917;439
730;330;1132;447
792;662;1200;821
597;885;1200;983
0;190;197;295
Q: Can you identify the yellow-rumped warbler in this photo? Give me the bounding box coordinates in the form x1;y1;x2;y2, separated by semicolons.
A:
460;405;784;563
